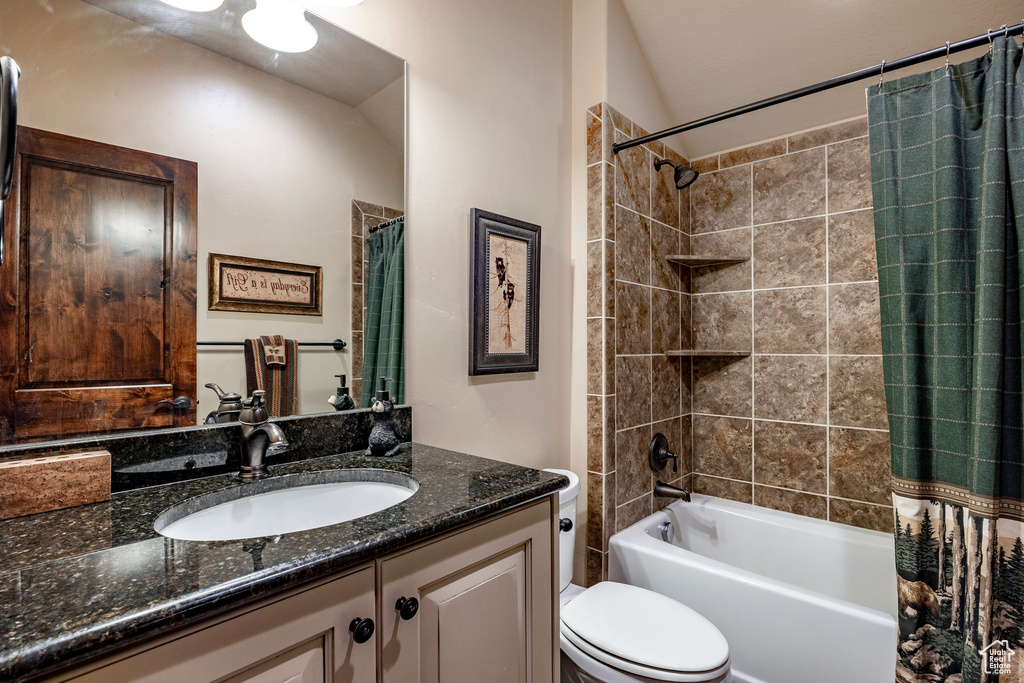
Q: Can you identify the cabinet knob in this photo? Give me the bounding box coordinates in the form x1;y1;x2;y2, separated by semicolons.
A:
349;617;374;644
395;596;419;620
559;518;573;532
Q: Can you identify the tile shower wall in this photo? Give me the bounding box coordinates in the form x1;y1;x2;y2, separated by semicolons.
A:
350;200;403;405
687;116;893;534
585;103;692;586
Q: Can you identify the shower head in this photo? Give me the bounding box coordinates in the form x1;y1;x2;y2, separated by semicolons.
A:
653;158;699;190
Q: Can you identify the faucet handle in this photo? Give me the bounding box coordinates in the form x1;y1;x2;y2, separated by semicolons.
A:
240;390;269;424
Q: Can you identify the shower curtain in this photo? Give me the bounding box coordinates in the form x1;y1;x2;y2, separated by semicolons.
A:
361;218;405;407
868;36;1023;682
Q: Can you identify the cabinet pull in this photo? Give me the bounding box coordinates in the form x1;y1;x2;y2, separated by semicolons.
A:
395;596;419;621
349;617;374;644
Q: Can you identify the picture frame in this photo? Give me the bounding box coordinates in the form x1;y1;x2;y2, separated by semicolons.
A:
469;209;541;375
208;253;323;316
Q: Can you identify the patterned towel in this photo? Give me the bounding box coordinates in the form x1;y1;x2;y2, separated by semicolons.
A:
244;336;299;417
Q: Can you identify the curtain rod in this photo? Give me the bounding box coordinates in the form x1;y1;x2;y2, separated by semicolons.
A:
369;215;404;234
198;339;347;350
612;21;1024;155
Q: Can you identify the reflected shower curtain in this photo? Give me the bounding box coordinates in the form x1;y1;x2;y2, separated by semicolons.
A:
361;218;405;407
868;36;1024;682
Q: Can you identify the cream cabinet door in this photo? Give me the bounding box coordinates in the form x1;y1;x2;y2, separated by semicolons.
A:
379;499;556;683
65;566;376;683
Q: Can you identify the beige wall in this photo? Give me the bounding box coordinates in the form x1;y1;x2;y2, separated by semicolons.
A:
2;0;404;417
310;0;574;471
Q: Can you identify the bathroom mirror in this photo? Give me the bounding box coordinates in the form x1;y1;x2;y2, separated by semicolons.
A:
0;0;404;444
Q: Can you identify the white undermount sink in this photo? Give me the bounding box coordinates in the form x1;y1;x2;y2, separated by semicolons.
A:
155;469;418;542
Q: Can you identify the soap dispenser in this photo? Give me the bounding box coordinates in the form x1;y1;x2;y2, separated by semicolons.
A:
366;377;402;457
328;374;356;411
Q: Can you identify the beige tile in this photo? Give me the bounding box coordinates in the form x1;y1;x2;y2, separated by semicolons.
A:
678;415;693;475
603;240;616;318
615;282;651;355
692;292;752;351
693;356;752;417
351;236;363;285
351;285;363;333
586;472;605;548
652;161;680;229
351;202;363;236
691;165;752;233
827;137;872;213
651;222;683;292
787;118;867;152
753;217;826;288
587;163;603;241
829;499;893;533
587;241;602;318
616;494;653;532
586;396;604;473
353;199;382;217
615;355;652;430
830;427;891;505
693;415;752;480
652;288;681;354
604;396;616;464
753;421;827;493
382;206;402;220
754;287;827;354
351;332;363;383
692;228;751;294
602;162;615;239
607;102;630;136
587;318;604;395
720;139;786;168
615;131;651;217
604;319;616;394
652;355;683;422
829;356;888;429
679;188;691;235
753;148;826;224
616;424;653;505
754;486;827;519
692;474;752;503
615;207;651;285
754;355;828;424
587;112;601;166
586;548;604;587
828;209;878;284
691;156;719;174
587;103;603;118
829;282;882;355
680;292;692;350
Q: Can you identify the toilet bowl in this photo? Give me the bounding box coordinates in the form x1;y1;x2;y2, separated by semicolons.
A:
544;469;731;683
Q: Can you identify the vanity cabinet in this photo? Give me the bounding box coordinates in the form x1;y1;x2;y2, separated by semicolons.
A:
379;499;555;683
53;497;557;683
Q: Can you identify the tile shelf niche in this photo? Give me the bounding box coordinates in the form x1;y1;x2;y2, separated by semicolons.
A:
664;349;751;357
665;255;749;267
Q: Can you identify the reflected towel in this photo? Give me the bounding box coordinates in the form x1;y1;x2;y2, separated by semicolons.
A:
244;336;298;417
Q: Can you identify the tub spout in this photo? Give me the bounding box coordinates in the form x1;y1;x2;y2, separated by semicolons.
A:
655;480;691;502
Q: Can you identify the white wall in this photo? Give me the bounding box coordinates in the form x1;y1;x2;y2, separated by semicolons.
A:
306;0;574;471
2;0;404;417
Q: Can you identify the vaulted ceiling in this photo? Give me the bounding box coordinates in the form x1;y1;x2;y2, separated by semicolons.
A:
621;0;1021;157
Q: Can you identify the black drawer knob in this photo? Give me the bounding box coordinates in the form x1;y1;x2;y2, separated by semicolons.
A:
349;617;374;644
559;517;573;532
395;596;419;620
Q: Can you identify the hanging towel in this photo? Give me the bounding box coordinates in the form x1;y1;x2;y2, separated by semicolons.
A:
244;335;299;417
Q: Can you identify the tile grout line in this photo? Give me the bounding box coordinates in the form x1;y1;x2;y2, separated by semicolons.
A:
825;141;832;521
687;411;888;433
750;161;756;500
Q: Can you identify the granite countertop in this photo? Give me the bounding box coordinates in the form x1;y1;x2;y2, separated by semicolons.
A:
0;443;567;681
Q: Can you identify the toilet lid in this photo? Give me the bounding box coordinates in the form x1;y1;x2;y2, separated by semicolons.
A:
560;582;729;674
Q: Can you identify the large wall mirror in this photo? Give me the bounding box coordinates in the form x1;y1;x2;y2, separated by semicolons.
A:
0;0;405;444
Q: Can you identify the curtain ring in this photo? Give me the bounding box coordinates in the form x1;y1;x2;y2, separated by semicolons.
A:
1003;23;1009;38
987;28;994;52
879;59;885;87
944;41;951;75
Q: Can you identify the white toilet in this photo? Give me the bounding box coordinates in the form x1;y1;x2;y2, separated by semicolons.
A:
544;469;731;683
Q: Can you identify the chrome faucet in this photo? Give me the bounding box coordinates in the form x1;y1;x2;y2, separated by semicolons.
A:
238;390;289;479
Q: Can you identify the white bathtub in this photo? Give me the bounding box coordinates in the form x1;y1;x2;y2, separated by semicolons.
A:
608;494;897;683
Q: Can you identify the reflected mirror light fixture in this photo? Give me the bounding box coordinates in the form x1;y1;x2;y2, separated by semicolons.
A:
158;0;224;11
242;0;319;53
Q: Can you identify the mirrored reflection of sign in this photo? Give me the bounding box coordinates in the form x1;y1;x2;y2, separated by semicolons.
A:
209;253;322;316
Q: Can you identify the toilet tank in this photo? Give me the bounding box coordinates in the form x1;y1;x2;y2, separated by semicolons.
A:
543;468;579;591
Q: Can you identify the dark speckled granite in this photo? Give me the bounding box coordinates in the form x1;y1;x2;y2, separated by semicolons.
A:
0;407;412;492
0;443;566;682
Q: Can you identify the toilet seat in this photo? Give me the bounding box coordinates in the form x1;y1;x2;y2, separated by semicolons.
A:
560;582;730;682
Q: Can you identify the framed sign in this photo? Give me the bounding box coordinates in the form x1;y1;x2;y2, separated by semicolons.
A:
469;209;541;375
208;253;322;316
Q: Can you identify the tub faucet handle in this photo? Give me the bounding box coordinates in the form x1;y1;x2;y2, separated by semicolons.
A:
649;432;678;473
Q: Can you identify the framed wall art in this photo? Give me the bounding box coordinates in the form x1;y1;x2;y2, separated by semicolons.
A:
469;209;541;375
208;253;322;316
